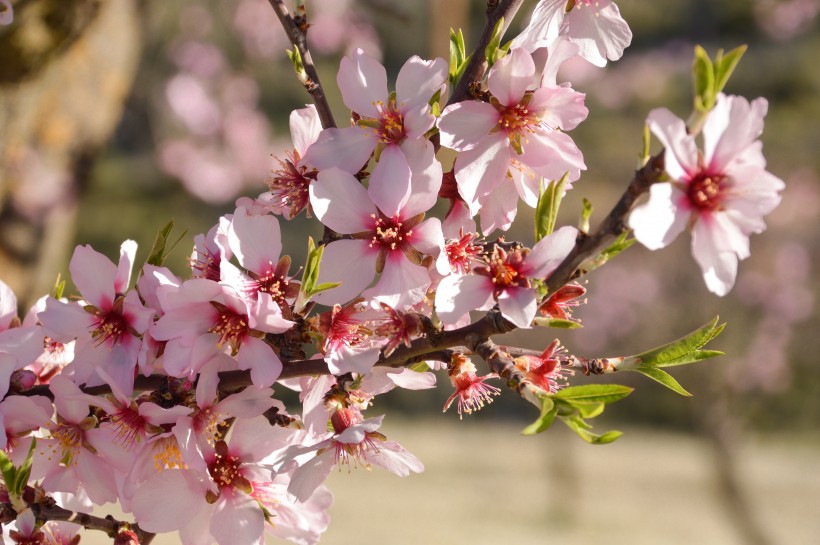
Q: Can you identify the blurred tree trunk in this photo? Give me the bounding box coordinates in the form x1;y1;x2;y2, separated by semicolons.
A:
0;0;142;306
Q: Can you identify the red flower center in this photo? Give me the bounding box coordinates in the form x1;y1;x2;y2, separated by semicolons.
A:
687;171;726;212
369;214;412;252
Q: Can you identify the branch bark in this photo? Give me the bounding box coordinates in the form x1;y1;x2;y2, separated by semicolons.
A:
30;502;156;545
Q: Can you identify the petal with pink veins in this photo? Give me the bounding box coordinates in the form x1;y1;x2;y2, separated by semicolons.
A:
367;440;424;476
437;101;499;152
435;274;493;325
228;207;282;274
646;108;699;182
302;125;378;173
369;145;411;217
520;130;586;182
69;245;117;309
211;491;265;545
510;1;564;52
704;95;767;173
364;255;431;309
310;240;377;306
480;179;520;235
337;49;388;118
237;336;282;387
288;449;336;503
497;286;538;329
396;55;448;108
629;183;690;250
454;134;512;215
488;48;536;107
526;225;579;279
528;86;588;131
401;139;442;217
290;105;322;157
310;168;377;234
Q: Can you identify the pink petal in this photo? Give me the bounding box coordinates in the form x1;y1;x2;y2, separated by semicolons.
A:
629;183;690;250
69;245;117;308
510;1;564;52
115;240;138;294
497;287;538;329
526;225;578;279
479;180;520;235
488;48;536;107
250;292;294;334
367;440;424;476
211;492;265;545
132;470;204;532
301;126;377;173
310;168;377;234
396;55;448;108
364;255;431;309
454;134;512;214
434;274;493;325
401;139;442;218
310;240;377;306
566;1;632;67
646;108;699;182
409;217;449;275
528;86;588;131
0;280;17;331
217;387;277;420
288;449;336;503
290;105;322;157
704;95;767;173
369;145;411;217
437;101;500;152
337;49;387;117
692;218;739;296
520;130;586;182
237;336;282;387
228;207;282;273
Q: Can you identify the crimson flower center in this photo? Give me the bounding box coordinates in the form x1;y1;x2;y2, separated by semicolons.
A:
687;171;726;212
209;450;243;490
372;97;406;144
91;309;129;347
477;247;530;296
369;214;411;252
209;308;248;348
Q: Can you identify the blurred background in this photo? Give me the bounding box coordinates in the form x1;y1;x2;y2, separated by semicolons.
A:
1;0;818;544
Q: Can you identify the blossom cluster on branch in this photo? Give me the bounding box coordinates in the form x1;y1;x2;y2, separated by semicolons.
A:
0;1;784;544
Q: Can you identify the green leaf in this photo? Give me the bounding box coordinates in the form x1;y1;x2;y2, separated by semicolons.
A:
145;220;174;267
484;17;505;68
11;437;36;496
635;365;692;396
521;396;557;436
532;317;581;329
309;281;341;295
714;45;747;97
554;384;634;405
560;415;623;444
449;28;467;84
534;173;569;241
0;450;17;491
287;47;307;82
577;402;605;419
581;231;634;273
639;122;651;168
51;274;66;300
579;198;592;234
635;316;725;366
693;45;715;112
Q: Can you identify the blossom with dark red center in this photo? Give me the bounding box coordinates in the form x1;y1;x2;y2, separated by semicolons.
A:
443;354;500;418
314;303;381;375
444;231;482;275
373;303;421;357
514;340;573;394
265;149;317;219
629;94;785;295
539;282;586;320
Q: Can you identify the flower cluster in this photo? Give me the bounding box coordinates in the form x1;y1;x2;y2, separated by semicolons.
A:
0;1;783;544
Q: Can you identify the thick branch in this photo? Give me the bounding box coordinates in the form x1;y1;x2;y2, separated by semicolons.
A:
30;502;155;545
267;0;336;129
446;0;526;106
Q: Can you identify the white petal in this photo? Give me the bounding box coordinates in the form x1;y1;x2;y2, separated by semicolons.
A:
337;49;387;117
310;168;377;234
646;108;699;182
435;274;493;325
628;183;690;250
488;48;536;106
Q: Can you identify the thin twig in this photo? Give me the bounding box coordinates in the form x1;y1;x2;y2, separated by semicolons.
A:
446;0;527;106
267;0;336;129
30;502;156;545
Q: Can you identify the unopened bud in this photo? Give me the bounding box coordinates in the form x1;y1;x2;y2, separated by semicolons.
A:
9;370;36;393
114;527;140;545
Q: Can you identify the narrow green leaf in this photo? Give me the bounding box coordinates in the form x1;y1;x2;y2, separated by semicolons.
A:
521;396;557;436
484;17;505;68
307;281;342;296
560;416;623;444
653;349;725;368
532;317;582;329
635;365;692;396
0;450;17;490
145;220;175;267
581;231;635;273
11;437;36;496
51;274;66;300
554;384;634;405
714;44;747;96
534;173;569;241
579;198;592;234
635;316;725;366
692;45;715;112
449;28;467;83
639;122;651;168
577;402;605;419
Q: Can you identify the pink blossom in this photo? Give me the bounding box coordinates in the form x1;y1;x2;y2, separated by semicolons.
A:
438;48;587;219
443;355;500;418
287;409;423;503
38;241;153;396
512;0;632;67
513;340;573;394
308;140;444;309
628;94;785;295
303;49;447;178
436;226;578;328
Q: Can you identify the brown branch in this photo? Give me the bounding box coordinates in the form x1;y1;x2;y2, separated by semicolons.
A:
446;0;527;106
267;0;336;130
545;151;666;293
30;502;156;545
